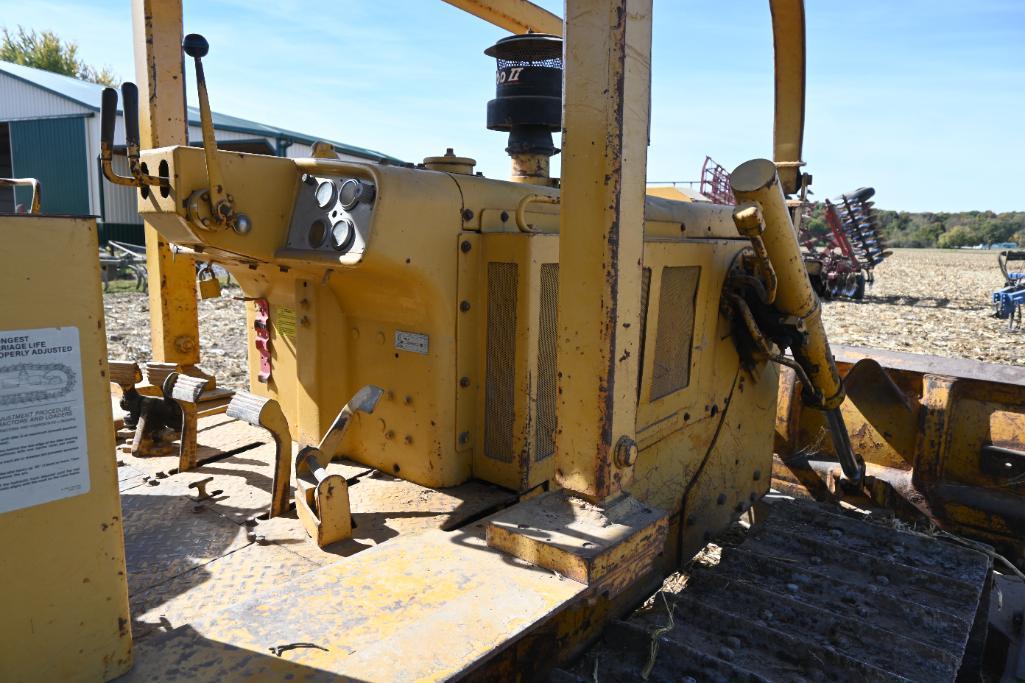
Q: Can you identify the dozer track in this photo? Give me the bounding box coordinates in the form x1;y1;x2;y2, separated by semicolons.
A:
556;498;992;682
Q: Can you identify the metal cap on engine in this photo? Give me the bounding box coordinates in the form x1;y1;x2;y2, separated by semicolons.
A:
423;148;477;175
485;33;563;157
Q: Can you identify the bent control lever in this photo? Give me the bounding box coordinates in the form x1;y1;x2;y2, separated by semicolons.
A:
99;84;164;188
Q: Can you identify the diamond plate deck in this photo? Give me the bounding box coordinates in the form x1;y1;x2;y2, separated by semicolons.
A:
119;531;583;682
130;540;316;640
561;498;992;682
116;408;520;656
121;490;251;595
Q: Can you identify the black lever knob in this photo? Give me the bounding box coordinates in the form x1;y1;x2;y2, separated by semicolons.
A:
100;87;118;148
121;82;140;150
182;33;209;59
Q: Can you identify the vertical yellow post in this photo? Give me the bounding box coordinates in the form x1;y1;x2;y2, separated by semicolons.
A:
555;0;652;502
132;0;200;367
770;0;806;196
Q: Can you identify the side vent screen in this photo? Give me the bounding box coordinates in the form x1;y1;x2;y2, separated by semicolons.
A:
484;262;518;462
535;264;559;461
649;266;700;401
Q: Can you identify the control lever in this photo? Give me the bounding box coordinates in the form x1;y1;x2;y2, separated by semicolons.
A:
99;84;164;188
182;33;250;234
294;385;384;547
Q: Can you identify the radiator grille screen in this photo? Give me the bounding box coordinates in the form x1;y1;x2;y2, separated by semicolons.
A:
535;264;559;461
649;266;700;401
484;262;518;462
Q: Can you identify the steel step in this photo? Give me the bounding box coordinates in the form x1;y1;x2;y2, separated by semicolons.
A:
555;498;991;682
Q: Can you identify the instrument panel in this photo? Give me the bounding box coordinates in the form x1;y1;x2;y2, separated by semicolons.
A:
282;173;376;264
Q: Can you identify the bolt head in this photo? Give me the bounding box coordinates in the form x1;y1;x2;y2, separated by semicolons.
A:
233;214;252;234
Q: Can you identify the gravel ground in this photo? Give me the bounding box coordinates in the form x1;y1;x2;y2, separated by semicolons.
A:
104;283;249;389
101;248;1021;390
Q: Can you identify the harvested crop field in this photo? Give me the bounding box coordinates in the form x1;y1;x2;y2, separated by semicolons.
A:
101;247;1021;389
821;248;1021;366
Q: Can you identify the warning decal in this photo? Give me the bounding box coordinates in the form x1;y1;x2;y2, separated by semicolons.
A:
0;327;90;513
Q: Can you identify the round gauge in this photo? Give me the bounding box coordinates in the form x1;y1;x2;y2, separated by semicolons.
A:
330;218;355;252
308;219;327;248
338;178;366;209
315;180;335;208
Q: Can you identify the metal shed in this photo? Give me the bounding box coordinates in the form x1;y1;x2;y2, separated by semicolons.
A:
0;60;403;244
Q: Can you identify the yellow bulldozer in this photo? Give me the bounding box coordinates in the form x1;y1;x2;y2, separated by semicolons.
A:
1;1;1022;681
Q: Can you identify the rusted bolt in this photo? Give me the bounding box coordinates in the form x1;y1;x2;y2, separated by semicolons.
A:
462;209;474;222
174;335;196;354
385;430;395;440
403;395;413;406
460;240;472;253
459;376;470;388
613;436;638;468
404;435;413;445
459;300;471;312
300;316;311;327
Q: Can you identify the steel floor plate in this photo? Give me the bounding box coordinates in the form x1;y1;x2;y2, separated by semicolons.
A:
120;531;583;682
114;408;520;658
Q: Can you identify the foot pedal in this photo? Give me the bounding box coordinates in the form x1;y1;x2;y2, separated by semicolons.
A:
294;385;383;547
225;391;292;517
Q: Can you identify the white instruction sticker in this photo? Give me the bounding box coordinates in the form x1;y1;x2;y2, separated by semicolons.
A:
394;330;429;355
0;327;90;513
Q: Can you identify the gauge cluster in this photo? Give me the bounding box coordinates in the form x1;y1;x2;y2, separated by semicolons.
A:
283;173;376;263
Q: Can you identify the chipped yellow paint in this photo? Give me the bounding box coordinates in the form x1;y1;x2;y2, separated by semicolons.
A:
132;0;200;366
123;531;582;681
0;216;131;682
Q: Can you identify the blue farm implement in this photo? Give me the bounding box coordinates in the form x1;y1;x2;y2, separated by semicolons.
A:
993;250;1025;330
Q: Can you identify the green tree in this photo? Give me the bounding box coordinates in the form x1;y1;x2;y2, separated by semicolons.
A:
937;225;974;248
1;26;118;86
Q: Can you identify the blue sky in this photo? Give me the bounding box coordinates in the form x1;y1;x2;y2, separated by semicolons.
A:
2;1;1022;212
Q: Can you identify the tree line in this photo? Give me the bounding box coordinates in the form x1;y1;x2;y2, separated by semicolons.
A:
802;203;1025;249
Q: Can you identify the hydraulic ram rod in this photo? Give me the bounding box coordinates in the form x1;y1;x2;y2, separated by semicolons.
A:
731;158;864;482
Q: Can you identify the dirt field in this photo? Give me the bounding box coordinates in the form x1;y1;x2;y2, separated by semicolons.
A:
102;247;1021;390
821;248;1021;366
